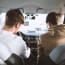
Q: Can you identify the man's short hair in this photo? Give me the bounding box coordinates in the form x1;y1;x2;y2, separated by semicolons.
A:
46;12;57;26
5;9;24;27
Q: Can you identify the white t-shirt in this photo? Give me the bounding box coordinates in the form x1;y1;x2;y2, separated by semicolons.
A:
49;45;65;64
0;41;12;64
0;29;30;64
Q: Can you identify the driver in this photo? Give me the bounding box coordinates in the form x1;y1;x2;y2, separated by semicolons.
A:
0;9;30;65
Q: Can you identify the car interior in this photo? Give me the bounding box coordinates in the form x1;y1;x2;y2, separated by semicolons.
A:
0;0;65;65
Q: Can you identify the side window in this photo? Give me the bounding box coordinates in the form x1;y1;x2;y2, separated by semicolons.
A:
0;12;6;29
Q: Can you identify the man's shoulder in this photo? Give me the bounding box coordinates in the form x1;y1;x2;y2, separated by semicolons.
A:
40;31;51;39
14;35;23;40
14;35;25;43
53;24;65;30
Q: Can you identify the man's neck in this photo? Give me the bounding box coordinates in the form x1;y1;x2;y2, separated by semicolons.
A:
2;26;16;34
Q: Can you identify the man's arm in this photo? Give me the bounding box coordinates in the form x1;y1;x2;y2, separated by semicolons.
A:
16;31;31;58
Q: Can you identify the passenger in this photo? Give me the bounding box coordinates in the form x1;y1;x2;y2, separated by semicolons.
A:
0;9;30;65
38;12;64;65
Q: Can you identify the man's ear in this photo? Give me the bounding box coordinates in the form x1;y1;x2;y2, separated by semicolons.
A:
15;22;20;28
47;22;49;28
